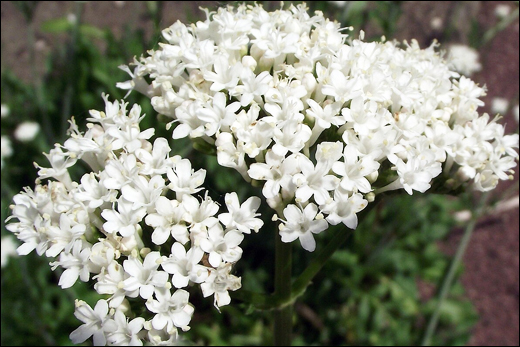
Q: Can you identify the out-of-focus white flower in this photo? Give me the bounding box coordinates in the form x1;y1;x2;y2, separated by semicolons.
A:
1;135;13;169
491;97;509;115
329;1;348;8
431;17;443;30
1;104;9;118
67;13;77;25
514;104;519;123
34;39;48;52
1;236;19;267
14;121;40;142
495;4;511;18
447;44;482;76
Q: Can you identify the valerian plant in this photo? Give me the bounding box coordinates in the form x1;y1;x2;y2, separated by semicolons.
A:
5;2;519;346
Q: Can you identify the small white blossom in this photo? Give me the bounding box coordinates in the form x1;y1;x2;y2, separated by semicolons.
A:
279;203;328;252
1;236;18;268
201;262;241;309
161;242;209;288
14;121;40;142
218;192;263;234
200;224;244;267
1;135;12;169
0;104;9;118
491;97;509;115
123;251;169;300
146;287;194;332
70;299;117;346
106;309;146;346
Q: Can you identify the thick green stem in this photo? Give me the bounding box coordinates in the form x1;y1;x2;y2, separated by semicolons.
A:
421;192;490;346
273;230;293;345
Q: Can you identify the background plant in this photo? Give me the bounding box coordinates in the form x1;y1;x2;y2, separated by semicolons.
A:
1;1;518;346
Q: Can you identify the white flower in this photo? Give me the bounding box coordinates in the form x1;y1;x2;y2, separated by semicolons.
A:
146;324;181;346
446;44;481;76
180;193;220;244
102;154;140;190
203;55;242;92
161;242;209;288
70;299;117;346
218;192;263;234
35;145;77;189
123;251;169;300
292;154;340;205
306;99;345;146
495;4;511;18
200;262;241;309
45;212;87;257
50;240;94;289
386;146;443;195
105;309;145;346
167;158;206;200
74;172;117;210
146;287;194;332
247;150;300;200
102;198;147;238
200;224;244;267
196;92;241;136
279;203;329;252
105;103;155;153
491;97;509;115
135;137;176;176
332;145;380;194
0;104;9;118
1;236;18;268
215;132;249;181
94;261;138;308
272;119;312;157
145;196;189;245
14;121;40;142
121;174;166;213
1;135;13;169
322;191;368;229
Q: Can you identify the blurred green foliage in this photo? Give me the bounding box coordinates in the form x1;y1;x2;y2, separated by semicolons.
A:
4;1;516;345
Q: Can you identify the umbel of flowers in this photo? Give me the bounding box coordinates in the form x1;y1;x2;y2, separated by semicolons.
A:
6;94;264;345
118;2;518;251
5;2;519;346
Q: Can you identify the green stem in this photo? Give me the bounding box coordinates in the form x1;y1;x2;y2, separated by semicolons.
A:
421;192;491;346
482;6;519;46
61;2;83;137
273;229;292;345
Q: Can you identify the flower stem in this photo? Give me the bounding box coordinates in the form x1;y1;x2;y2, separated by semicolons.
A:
421;191;490;346
273;229;292;345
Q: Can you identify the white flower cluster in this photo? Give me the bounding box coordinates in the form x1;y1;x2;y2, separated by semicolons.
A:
119;3;518;252
6;94;264;345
